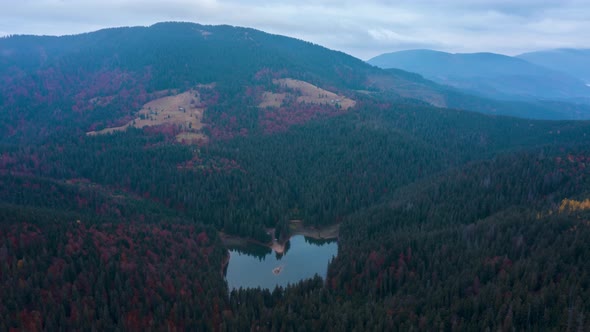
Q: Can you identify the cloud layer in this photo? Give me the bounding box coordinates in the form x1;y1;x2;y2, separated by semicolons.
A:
1;0;589;59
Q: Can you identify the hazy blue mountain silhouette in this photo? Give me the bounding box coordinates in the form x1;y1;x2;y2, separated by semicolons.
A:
518;48;590;84
368;49;590;102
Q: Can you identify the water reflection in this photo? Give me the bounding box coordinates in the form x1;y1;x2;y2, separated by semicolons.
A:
225;235;337;290
303;236;335;246
227;242;272;261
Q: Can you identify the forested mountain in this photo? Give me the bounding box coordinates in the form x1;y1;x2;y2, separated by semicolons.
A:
0;22;367;143
2;22;590;330
368;49;590;104
518;48;590;84
2;22;589;146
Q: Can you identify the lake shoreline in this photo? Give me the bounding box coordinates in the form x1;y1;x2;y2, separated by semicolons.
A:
220;221;339;254
224;230;339;290
270;221;339;254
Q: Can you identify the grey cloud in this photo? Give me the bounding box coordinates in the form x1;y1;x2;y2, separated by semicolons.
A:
0;0;589;60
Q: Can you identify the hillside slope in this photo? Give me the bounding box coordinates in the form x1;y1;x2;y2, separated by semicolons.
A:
3;23;590;146
0;22;379;143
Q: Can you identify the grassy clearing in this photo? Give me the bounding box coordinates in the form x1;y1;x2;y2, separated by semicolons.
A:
87;90;206;143
259;78;356;109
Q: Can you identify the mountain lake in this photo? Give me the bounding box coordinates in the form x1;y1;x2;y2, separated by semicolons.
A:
225;235;338;290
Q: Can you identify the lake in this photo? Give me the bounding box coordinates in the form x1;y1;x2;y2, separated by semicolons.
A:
225;235;338;290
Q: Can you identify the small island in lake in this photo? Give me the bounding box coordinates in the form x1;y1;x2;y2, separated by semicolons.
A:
272;265;284;275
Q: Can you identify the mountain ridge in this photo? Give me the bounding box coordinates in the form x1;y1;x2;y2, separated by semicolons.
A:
3;22;590;146
517;48;590;83
368;49;590;102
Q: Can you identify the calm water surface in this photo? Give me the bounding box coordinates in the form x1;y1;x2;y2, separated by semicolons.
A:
225;235;337;290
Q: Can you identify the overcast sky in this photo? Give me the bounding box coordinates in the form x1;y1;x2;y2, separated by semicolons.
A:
0;0;589;60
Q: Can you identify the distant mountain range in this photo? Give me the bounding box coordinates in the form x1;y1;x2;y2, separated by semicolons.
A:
517;48;590;84
367;49;590;103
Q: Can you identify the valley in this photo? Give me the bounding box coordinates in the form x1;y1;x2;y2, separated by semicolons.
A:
1;22;590;331
368;49;590;104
